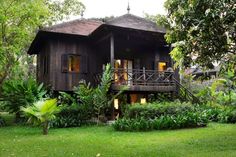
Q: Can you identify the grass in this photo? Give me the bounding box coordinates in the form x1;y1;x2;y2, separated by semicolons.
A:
0;122;236;157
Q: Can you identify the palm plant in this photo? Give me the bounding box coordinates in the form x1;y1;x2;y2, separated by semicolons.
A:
22;99;60;135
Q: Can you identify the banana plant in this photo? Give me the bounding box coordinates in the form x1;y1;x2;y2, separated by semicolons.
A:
22;99;60;135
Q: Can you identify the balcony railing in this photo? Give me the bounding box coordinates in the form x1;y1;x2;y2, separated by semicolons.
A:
92;68;200;103
112;68;175;86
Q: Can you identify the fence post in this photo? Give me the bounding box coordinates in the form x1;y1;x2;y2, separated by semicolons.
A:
143;67;146;85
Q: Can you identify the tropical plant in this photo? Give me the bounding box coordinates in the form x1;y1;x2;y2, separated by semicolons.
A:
54;64;126;126
22;99;60;135
125;101;194;119
0;0;85;89
163;0;235;68
0;78;47;122
113;111;208;132
93;64;126;123
74;82;94;119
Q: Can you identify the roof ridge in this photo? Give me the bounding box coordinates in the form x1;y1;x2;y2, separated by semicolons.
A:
44;19;103;31
105;13;165;33
106;13;155;24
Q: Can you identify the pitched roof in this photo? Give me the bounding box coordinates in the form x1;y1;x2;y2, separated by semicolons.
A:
43;19;103;36
42;14;165;36
28;14;166;54
105;14;165;33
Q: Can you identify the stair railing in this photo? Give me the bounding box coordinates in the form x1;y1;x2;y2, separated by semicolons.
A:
173;77;200;104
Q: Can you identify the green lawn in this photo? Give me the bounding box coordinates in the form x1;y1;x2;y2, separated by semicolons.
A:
0;123;236;157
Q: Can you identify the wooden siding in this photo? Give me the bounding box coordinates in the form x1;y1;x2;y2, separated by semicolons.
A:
36;31;178;92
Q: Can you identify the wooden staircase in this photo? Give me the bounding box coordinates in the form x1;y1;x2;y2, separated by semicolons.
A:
173;78;200;104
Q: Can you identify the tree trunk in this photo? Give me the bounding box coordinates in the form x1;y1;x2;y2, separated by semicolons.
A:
43;121;49;135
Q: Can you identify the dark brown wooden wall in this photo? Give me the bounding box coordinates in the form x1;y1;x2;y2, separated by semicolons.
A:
48;37;93;91
37;33;178;91
37;42;50;86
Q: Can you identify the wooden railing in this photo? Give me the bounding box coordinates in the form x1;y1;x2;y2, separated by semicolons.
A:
92;68;200;103
173;78;200;104
112;68;175;86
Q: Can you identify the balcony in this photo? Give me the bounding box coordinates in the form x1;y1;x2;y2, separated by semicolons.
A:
111;68;176;92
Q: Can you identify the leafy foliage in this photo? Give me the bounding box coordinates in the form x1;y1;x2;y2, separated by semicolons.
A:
22;99;60;135
125;101;194;119
53;64;125;126
93;64;113;121
0;78;47;121
51;84;95;128
196;78;236;106
0;0;85;88
93;64;126;123
164;0;236;68
113;112;208;131
50;104;96;128
75;82;95;119
113;101;209;131
45;0;85;25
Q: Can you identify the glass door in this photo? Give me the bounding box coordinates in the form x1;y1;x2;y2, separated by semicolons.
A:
114;59;133;85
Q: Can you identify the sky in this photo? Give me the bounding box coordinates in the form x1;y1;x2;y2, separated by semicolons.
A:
79;0;166;18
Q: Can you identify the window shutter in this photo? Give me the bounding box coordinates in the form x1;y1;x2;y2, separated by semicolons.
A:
61;54;68;73
81;55;88;73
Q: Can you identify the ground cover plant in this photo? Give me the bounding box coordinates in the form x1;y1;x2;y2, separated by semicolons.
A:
113;101;209;131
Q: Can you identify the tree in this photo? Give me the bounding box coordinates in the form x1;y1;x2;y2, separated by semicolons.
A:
0;0;85;90
22;99;60;135
164;0;236;68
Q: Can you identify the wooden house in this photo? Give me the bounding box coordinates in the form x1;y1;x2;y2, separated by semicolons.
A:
28;13;181;105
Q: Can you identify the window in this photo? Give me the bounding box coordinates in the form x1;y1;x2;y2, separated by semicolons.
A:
158;62;167;71
114;59;133;84
62;54;83;73
68;55;80;72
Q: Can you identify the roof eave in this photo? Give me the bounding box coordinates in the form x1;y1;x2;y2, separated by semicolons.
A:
27;30;88;55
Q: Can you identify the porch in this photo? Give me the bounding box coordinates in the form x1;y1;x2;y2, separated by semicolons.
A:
91;24;177;92
111;68;176;92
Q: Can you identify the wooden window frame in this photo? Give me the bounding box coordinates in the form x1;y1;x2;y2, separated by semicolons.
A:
61;54;87;74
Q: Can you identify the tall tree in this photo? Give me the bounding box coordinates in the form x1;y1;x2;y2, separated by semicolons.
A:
0;0;85;88
163;0;236;68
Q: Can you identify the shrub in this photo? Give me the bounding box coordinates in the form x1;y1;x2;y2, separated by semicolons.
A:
1;78;47;122
217;109;236;123
113;117;153;131
197;104;223;122
50;104;95;128
125;101;194;119
52;87;95;128
196;103;236;124
113;111;208;131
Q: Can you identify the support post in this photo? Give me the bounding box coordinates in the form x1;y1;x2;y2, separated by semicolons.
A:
143;67;146;85
110;34;114;68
